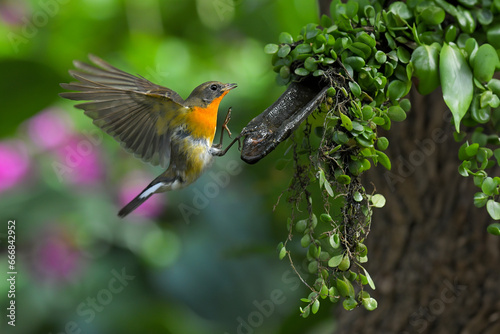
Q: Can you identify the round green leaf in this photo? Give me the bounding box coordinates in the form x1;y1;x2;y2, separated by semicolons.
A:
375;50;387;64
279;32;294;44
472;44;500;83
304;57;318;71
387;80;407;102
343;297;358;310
474;192;489;208
481;177;497;196
296;219;307;233
377;137;389;150
387;105;407;122
487;200;500;220
487;223;500;236
488;79;500;96
338;253;350;271
344;56;365;71
296;43;312;54
420;6;445;25
264;43;279;54
371;194;386;208
362;297;378;311
279;66;290;79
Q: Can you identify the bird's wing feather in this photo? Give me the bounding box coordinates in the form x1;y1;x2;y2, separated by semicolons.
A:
60;54;187;168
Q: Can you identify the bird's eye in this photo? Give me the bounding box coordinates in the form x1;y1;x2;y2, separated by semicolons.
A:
210;84;218;91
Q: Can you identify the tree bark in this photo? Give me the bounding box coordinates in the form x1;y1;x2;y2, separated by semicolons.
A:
336;89;500;333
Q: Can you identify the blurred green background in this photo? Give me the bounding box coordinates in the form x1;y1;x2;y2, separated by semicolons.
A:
0;0;338;333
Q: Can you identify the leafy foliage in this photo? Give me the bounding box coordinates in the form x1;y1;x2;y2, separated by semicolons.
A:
265;0;500;315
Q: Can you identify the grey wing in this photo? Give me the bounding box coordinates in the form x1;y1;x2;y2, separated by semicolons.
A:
60;54;187;168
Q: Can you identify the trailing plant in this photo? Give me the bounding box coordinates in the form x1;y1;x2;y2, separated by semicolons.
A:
265;0;500;316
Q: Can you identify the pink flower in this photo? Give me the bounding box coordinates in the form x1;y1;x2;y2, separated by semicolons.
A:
119;171;166;219
28;108;73;150
53;135;104;185
0;140;30;193
32;226;85;282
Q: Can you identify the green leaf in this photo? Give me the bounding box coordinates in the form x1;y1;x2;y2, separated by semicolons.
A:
340;113;353;131
472;44;500;83
324;181;334;197
481;177;497;196
320;213;333;223
474;192;489;208
312;299;320;314
362;267;376;290
487;23;500;49
304;57;318;71
264;43;279;54
376;150;392;170
494;148;500;165
375;51;387;64
349;81;361;97
487;200;500;220
480;91;500;109
343;297;358;310
387;105;407;122
301;234;311;248
411;44;440;95
328;253;343;267
296;43;312;53
295;67;309;76
296;219;307;233
487;223;500;236
330;234;341;249
279;32;294;44
387;80;407;102
279;245;287;260
465;143;479;156
362;297;378;311
377;137;389;150
344;56;365;71
420;6;445;25
278;44;291;58
440;43;473;133
371;194;386;208
338;253;350;271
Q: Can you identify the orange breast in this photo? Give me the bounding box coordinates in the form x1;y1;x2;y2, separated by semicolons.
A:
186;92;228;143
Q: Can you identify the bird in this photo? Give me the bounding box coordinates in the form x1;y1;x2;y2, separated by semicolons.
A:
60;54;237;218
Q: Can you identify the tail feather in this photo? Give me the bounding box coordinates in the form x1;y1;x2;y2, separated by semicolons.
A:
118;177;177;218
118;191;154;218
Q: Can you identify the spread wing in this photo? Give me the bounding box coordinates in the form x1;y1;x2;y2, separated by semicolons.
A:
60;54;187;168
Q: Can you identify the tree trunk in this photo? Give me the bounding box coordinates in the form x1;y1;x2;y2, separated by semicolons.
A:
336;89;500;333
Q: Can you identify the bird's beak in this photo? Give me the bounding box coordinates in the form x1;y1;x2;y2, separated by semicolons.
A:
222;83;238;91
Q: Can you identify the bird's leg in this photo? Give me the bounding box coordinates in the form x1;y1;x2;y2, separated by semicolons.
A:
214;107;233;149
211;134;243;156
211;108;246;157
